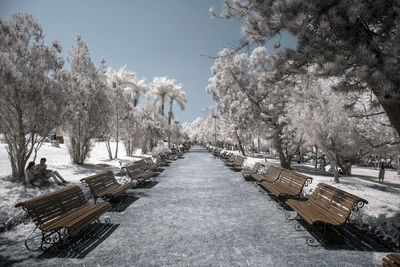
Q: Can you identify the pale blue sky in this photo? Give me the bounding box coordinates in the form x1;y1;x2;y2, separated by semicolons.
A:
0;0;297;123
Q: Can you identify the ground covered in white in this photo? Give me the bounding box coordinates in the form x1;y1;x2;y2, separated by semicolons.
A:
241;152;400;249
0;139;149;231
0;144;399;266
0;146;396;266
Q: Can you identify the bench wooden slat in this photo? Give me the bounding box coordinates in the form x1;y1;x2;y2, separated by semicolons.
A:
252;165;283;183
15;186;111;250
123;162;156;181
259;169;312;198
383;254;400;267
285;183;368;229
226;156;245;167
241;162;262;176
80;171;132;201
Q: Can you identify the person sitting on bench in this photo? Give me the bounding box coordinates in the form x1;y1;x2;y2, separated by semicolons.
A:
35;158;69;185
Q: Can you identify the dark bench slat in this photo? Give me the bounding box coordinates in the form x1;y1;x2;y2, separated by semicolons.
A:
285;199;342;226
41;203;93;231
97;183;132;198
15;186;111;250
63;202;111;236
124;162;156;181
226;156;245;168
287;198;346;226
241;162;262;176
383;254;400;267
252;165;282;183
81;171;132;201
285;183;368;228
259;169;312;198
18;186;87;226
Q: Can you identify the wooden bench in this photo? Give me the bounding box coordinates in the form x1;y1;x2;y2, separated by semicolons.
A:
171;148;184;158
213;148;222;157
220;151;228;158
165;150;178;161
259;169;312;198
383;253;400;267
15;186;111;250
222;152;232;160
226;155;246;171
224;154;236;164
123;161;156;182
80;171;132;203
144;157;163;171
285;182;368;245
251;165;282;183
155;153;170;166
241;162;263;177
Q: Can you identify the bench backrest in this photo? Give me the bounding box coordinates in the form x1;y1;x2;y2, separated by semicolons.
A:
144;157;155;164
233;156;245;166
81;171;118;197
157;153;168;161
263;165;283;181
277;169;312;194
227;154;236;161
309;183;368;224
224;152;233;159
250;162;262;173
124;161;147;176
213;148;221;155
15;186;87;227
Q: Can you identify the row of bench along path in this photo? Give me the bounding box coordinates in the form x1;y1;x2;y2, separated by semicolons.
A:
4;146;377;266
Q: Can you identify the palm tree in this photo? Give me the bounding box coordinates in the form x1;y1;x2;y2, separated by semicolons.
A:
149;76;176;116
167;85;187;147
104;65;148;158
116;66;148;107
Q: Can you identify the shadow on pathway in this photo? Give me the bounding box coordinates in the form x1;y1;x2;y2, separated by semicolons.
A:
38;223;120;260
109;192;140;212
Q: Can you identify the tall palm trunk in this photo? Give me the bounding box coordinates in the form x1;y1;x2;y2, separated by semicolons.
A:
168;99;174;148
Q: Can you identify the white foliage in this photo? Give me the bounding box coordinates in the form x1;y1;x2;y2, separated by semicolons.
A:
0;13;65;179
63;35;110;164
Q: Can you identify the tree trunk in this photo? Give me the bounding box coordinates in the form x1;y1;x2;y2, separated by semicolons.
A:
277;147;291;169
105;138;113;160
235;131;246;156
337;161;352;176
379;101;400;137
114;105;119;159
251;135;255;157
334;170;340;183
160;95;166;117
149;137;155;151
314;145;318;169
397;155;400;175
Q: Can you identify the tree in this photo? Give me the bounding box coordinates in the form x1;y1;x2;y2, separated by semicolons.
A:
103;64;137;159
116;66;148;107
167;84;187;147
207;47;300;168
218;0;400;136
287;75;398;182
0;13;65;180
138;102;168;154
149;76;178;116
63;35;110;164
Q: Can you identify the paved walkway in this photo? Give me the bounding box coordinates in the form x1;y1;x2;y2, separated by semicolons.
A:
2;147;381;266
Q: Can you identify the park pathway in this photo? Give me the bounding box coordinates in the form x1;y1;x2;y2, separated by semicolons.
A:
4;147;380;266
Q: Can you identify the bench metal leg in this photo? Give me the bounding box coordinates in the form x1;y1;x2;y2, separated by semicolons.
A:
96;217;111;224
306;236;319;247
285;212;295;220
